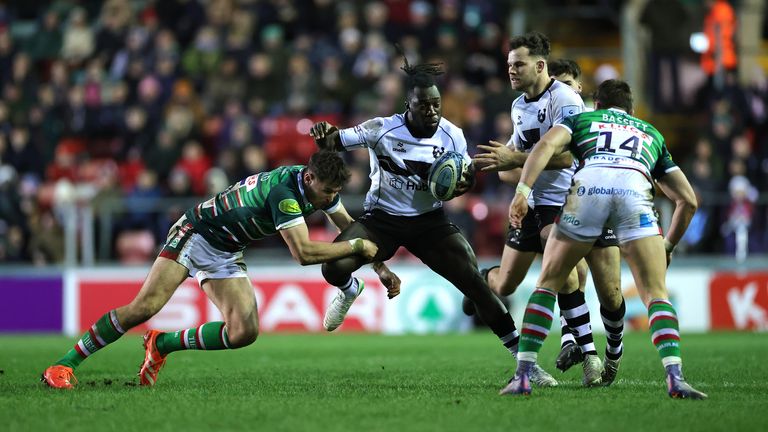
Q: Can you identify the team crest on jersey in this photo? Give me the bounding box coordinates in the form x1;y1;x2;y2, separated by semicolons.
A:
537;109;546;123
278;199;302;215
432;146;445;158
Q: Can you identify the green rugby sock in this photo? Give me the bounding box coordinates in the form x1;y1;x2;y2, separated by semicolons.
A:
518;288;557;360
648;298;682;366
56;310;126;369
155;322;232;354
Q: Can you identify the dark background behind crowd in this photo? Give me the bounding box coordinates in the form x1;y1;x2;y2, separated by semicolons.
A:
0;0;766;265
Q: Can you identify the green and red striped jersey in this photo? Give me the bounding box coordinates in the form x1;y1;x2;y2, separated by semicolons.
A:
558;108;679;180
184;165;341;252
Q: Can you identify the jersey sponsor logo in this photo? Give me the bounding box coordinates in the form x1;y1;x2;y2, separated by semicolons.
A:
389;177;404;189
537;108;546;123
562;105;580;118
278;199;302;215
577;186;586;196
587;186;644;199
638;213;656;228
405;180;428;191
387;176;427;191
560;214;581;226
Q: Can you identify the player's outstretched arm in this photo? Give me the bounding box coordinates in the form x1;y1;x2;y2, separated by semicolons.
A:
309;121;344;151
280;224;378;265
473;141;526;171
474;140;573;171
655;169;698;266
517;126;571;191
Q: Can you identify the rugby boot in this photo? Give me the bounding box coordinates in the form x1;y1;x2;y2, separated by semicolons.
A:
582;354;603;387
41;365;77;389
601;356;621;386
323;278;365;331
555;342;584;372
666;364;708;400
500;360;533;396
530;363;559;387
138;330;168;386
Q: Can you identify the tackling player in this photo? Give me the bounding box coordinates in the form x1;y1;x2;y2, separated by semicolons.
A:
41;151;398;389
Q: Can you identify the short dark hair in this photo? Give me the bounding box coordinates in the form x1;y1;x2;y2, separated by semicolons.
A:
396;44;444;92
593;79;633;112
509;31;550;58
307;151;350;187
548;59;581;80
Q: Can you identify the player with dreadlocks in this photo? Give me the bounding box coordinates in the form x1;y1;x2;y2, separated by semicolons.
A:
309;49;559;388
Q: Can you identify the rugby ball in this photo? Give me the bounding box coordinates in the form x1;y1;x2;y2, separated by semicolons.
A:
428;151;466;201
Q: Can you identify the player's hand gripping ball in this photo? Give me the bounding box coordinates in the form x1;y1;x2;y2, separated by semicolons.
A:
428;151;467;201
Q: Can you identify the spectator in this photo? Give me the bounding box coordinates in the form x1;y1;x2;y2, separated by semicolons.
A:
174;140;211;196
640;0;690;112
25;10;63;63
61;7;95;66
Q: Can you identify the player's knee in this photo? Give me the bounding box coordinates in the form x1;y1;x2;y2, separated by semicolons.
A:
321;260;351;286
496;271;523;296
125;300;162;325
227;320;259;348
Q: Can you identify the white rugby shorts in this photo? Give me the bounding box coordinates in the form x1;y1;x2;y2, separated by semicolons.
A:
556;167;661;243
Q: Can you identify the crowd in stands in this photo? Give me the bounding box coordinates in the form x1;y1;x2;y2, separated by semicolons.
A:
0;0;764;265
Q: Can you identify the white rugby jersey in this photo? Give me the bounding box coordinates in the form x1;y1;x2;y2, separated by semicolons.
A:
510;79;585;207
339;113;469;216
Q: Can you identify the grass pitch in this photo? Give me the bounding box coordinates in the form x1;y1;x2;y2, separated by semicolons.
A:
1;332;766;432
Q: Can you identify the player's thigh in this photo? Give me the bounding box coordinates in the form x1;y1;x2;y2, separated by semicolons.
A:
495;245;536;296
334;220;397;264
586;245;623;309
119;257;189;327
620;235;668;306
322;222;381;283
414;232;484;295
540;223;582;294
538;226;594;293
202;276;259;342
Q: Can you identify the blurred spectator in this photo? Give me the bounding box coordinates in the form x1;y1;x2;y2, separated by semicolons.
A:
25;10;63;62
205;57;246;114
722;176;759;258
174;140;211;196
701;0;737;92
640;0;690;112
182;25;222;86
122;168;166;240
27;210;65;265
144;129;180;183
61;7;95;66
0;31;16;86
94;0;132;65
